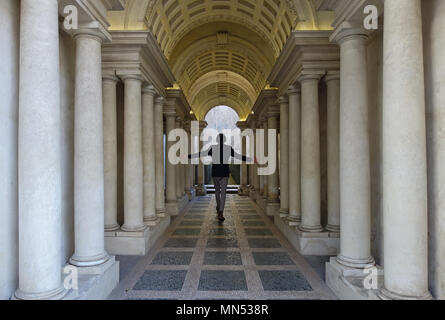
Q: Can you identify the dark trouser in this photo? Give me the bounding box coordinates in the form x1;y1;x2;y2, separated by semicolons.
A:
213;177;229;213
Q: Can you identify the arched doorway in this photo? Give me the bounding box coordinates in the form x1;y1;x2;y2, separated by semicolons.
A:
204;105;240;189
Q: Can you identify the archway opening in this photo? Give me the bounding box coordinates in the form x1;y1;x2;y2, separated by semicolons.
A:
204;105;241;187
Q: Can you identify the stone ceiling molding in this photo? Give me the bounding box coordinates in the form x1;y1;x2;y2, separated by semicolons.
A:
188;70;256;104
102;30;176;96
267;30;339;96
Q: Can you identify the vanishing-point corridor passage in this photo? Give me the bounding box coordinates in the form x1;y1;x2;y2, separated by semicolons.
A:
109;195;336;300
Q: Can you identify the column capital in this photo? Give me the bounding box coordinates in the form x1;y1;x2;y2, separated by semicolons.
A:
120;74;144;83
324;71;340;83
142;84;157;96
102;73;119;84
330;22;370;45
267;104;281;118
287;85;301;96
70;22;112;44
155;96;165;105
237;121;249;131
278;96;289;104
298;72;324;84
198;120;208;131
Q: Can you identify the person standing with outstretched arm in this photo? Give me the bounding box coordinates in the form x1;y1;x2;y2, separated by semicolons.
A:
189;133;253;221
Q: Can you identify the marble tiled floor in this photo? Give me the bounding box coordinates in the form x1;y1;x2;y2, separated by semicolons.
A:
108;195;337;300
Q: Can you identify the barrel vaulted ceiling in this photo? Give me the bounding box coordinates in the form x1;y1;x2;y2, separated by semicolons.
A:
108;0;334;120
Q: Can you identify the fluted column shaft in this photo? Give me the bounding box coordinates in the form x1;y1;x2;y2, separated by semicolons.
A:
325;72;341;232
279;96;289;215
154;97;166;216
287;86;301;222
299;75;323;233
176;118;184;199
262;120;268;199
196;121;207;195
253;123;261;193
70;30;109;267
142;86;158;224
121;76;146;232
15;0;66;300
103;75;119;231
380;0;431;300
334;29;374;268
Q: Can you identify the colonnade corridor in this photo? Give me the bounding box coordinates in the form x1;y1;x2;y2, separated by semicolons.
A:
109;195;336;300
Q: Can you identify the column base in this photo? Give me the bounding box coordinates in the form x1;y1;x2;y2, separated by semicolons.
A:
156;208;167;218
104;224;120;232
166;201;179;216
69;251;110;268
325;224;340;233
336;254;375;269
105;215;171;256
266;201;280;216
286;215;301;226
144;218;160;226
195;185;207;196
187;187;196;201
256;196;268;213
63;256;120;300
279;208;289;218
299;224;324;233
274;214;339;256
238;185;250;196
120;224;147;232
14;286;68;301
378;288;433;300
326;257;383;300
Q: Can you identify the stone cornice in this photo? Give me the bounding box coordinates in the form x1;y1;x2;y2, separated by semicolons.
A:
102;30;176;97
267;31;339;97
165;89;194;120
248;89;279;123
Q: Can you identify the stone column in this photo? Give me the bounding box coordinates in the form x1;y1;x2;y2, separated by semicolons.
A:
70;29;109;267
332;28;374;268
253;122;261;197
287;86;301;223
279;96;289;215
121;75;146;232
15;0;66;300
184;121;193;200
261;119;269;200
154;97;166;216
298;74;323;233
176;117;184;200
380;0;432;300
103;75;120;231
267;109;280;203
142;85;158;225
237;121;249;196
325;72;341;232
164;106;178;211
196;121;207;196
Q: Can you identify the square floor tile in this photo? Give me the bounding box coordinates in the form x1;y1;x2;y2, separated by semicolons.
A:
183;215;205;220
209;228;237;237
180;220;204;227
247;239;282;248
173;228;201;236
252;252;295;265
212;220;234;227
207;238;239;248
242;220;266;227
198;271;247;291
241;215;261;220
258;271;312;291
151;252;194;265
163;238;198;248
244;228;273;236
204;252;243;265
133;270;187;291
